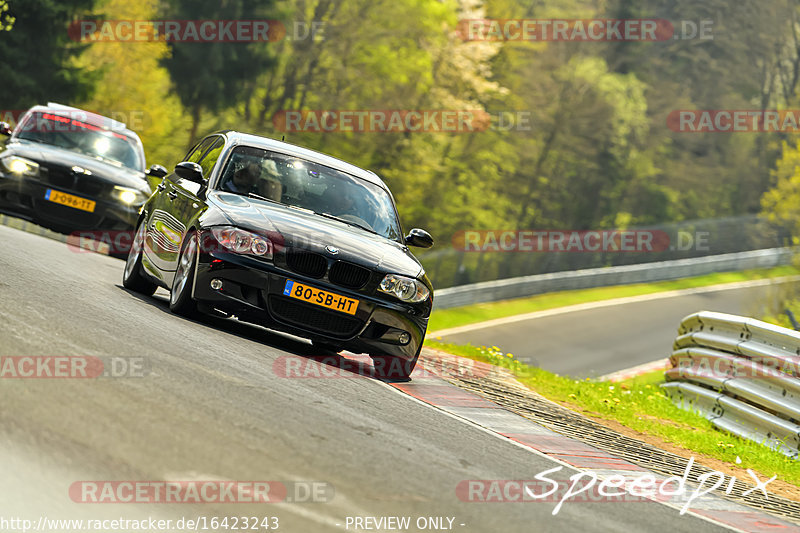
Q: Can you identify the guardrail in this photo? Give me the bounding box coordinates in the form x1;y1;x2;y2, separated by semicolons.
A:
434;248;795;309
662;311;800;459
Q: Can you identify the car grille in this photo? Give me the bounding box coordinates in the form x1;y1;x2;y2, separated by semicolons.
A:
286;250;327;278
329;261;371;289
268;296;364;338
42;165;107;196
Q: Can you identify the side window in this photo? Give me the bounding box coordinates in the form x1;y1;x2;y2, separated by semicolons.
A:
198;137;225;178
184;137;215;164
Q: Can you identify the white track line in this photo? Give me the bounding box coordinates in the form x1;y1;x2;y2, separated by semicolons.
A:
430;276;800;338
379;380;746;532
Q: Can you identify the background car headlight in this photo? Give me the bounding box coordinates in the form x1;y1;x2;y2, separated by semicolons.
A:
379;274;430;303
210;226;273;259
1;156;39;177
112;185;148;205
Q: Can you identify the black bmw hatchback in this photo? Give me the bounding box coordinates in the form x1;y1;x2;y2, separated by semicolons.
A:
123;131;434;379
0;103;164;233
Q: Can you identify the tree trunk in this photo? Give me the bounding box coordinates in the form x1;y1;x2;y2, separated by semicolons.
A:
188;105;201;149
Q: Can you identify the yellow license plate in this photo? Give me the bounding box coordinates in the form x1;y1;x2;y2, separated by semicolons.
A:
283;280;359;315
45;189;96;212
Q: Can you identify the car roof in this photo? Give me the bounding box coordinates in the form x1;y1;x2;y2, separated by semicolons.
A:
26;103;142;140
218;130;389;190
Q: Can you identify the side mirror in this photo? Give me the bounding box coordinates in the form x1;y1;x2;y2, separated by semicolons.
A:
174;161;205;184
404;228;433;248
146;164;168;179
0;122;12;136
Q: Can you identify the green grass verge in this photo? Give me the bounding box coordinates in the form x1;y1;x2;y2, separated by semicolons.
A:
426;341;800;486
429;265;800;332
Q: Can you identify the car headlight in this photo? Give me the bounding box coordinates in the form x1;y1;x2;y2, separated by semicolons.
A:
379;274;430;303
1;156;40;177
112;185;148;205
210;226;273;259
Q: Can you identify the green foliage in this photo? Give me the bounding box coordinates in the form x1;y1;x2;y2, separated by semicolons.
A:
762;140;800;243
10;0;800;254
428;340;800;485
158;0;281;145
0;1;15;30
0;0;98;108
74;0;191;167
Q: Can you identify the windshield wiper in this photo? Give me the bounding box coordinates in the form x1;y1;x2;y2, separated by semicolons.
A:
313;211;380;236
247;192;281;204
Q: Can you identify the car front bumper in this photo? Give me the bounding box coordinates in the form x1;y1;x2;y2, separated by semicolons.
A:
0;172;141;232
190;245;430;363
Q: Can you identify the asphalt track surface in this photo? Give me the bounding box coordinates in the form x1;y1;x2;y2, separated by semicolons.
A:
441;281;799;379
0;225;736;532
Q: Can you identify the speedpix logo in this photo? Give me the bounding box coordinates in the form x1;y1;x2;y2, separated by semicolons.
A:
457;458;775;516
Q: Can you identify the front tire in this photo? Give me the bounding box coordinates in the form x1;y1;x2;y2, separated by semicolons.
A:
170;231;199;317
311;339;343;354
122;221;157;296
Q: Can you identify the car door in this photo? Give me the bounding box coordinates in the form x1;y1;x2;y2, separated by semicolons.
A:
166;136;226;273
144;136;215;273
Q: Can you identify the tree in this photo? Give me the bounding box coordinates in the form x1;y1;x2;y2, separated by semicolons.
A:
159;0;280;145
0;0;98;109
1;0;15;30
75;0;191;167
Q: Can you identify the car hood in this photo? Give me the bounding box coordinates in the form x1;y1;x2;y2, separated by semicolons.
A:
208;191;422;277
5;140;149;191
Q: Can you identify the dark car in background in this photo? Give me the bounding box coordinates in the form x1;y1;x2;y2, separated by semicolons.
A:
0;103;165;234
123;130;434;379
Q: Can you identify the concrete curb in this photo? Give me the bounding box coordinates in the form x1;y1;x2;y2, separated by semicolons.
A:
385;348;800;531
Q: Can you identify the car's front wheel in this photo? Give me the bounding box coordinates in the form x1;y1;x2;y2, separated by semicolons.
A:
122;221;157;296
170;230;199;317
311;339;343;354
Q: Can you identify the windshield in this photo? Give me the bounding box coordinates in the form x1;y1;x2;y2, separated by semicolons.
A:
16;112;144;171
216;145;403;241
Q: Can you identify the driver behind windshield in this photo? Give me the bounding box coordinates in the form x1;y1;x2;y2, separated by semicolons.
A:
223;161;261;194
